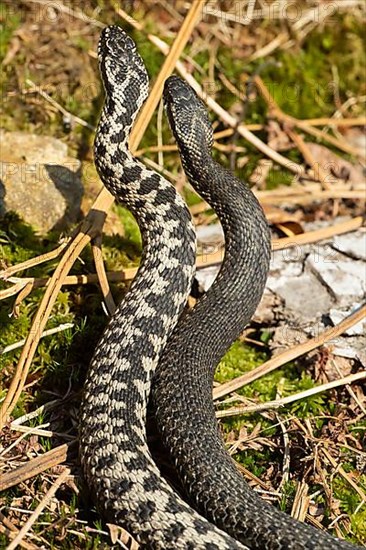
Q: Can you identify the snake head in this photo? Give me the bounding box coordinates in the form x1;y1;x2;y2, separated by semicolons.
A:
98;26;148;102
163;76;214;157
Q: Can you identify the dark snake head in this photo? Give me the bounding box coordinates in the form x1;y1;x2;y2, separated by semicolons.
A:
164;76;214;159
98;26;148;102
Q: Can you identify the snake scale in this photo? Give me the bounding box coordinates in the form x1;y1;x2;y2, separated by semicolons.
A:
80;25;360;549
153;75;359;550
79;25;246;549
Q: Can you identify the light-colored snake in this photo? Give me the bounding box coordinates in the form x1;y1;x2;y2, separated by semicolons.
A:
79;25;360;550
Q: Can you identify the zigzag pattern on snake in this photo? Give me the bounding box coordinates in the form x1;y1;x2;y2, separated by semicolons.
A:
79;25;247;549
152;77;360;550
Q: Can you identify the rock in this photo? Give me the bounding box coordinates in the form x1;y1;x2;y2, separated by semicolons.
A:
195;265;220;293
267;269;334;322
252;289;283;325
329;305;365;336
0;130;83;234
332;231;366;261
307;246;365;306
193;218;365;365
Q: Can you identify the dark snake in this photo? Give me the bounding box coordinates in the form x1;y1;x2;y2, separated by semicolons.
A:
79;25;360;550
152;75;359;550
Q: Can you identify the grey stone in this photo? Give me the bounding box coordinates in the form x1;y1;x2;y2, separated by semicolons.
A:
194;219;365;365
329;305;365;336
332;231;366;261
307;249;365;306
266;269;334;322
0;130;83;234
331;335;366;367
195;265;220;293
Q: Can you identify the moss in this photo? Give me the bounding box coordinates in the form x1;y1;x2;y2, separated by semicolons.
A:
332;475;366;544
0;2;21;62
266;167;294;190
215;341;267;383
257;17;365;119
351;507;366;543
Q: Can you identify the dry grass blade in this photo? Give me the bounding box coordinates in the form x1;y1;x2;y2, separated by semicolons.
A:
216;371;366;418
271;217;364;251
254;75;366;161
321;448;366;502
129;0;203;150
213;304;366;400
1;323;73;355
0;1;206;430
258;190;365;204
291;482;310;522
6;467;71;550
0;241;69;280
285;128;331;190
0;443;71;492
301;117;366;127
0;512;37;550
0;223;101;429
0;271;137;300
92;234;116;315
0;280;30;301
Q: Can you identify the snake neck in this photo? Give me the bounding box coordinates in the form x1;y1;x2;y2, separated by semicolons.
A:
182;152;271;362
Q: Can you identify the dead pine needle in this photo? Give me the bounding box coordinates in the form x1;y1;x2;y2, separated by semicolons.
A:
5;468;71;550
214;304;366;401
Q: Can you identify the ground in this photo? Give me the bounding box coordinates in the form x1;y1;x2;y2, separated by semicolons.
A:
0;1;365;548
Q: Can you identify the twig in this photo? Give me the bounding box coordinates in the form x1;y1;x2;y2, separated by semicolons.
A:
321;448;366;502
25;79;95;130
305;116;366;127
118;0;204;148
216;370;366;418
1;323;74;354
0;443;72;492
8;423;75;439
254;76;366;161
0;512;37;550
91;235;116;315
285;128;331;190
291;482;310;522
0;241;69;280
270;217;364;251
213;304;366;401
6;467;71;550
331;357;366;415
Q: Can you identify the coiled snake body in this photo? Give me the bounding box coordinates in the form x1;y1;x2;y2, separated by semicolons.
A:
80;26;359;550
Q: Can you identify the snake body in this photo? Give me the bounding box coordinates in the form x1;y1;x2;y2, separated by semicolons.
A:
80;26;359;550
152;76;359;550
79;26;247;549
